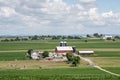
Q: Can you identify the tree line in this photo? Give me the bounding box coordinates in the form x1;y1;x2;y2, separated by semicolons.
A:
0;35;82;42
1;33;120;42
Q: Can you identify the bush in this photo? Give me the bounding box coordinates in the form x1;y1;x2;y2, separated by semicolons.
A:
85;40;88;43
27;49;33;59
42;51;49;58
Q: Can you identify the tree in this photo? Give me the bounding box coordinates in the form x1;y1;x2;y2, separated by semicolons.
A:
114;36;120;40
15;37;20;41
29;36;32;40
52;36;58;40
74;36;81;39
93;33;99;38
72;56;80;67
66;53;74;63
32;35;39;40
99;34;103;38
84;40;88;43
66;53;80;67
27;49;33;59
3;39;9;42
74;56;80;64
86;34;91;38
42;51;49;58
68;36;74;39
22;38;28;41
112;39;116;41
62;36;66;39
106;37;112;40
10;39;14;41
72;61;77;67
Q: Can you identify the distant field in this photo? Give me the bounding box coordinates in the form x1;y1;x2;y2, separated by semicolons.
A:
0;52;26;61
0;42;56;51
88;57;120;67
94;51;120;57
0;39;120;51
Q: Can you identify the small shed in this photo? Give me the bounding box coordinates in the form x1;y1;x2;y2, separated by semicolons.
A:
55;46;73;55
78;51;94;56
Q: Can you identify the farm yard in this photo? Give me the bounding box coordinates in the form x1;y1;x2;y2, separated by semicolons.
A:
0;38;120;80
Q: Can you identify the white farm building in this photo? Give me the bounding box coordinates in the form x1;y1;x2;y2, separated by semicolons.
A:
103;36;113;40
78;51;94;56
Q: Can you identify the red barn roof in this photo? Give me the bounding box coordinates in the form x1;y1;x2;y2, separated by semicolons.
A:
55;46;73;54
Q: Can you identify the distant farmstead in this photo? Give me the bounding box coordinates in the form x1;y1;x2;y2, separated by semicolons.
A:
103;36;113;40
78;51;94;56
55;46;74;55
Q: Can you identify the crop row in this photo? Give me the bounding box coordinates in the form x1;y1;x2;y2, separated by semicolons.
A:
0;75;119;80
0;68;119;80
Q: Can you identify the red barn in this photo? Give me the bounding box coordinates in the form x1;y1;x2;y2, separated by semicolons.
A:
55;46;73;55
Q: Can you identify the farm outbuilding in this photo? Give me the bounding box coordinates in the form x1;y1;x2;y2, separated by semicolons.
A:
55;46;74;55
78;51;94;56
31;51;43;60
103;36;113;40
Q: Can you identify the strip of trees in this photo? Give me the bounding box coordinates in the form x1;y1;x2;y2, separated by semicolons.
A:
0;35;82;42
1;33;120;42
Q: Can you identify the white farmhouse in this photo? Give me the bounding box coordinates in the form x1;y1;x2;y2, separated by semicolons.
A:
103;36;113;40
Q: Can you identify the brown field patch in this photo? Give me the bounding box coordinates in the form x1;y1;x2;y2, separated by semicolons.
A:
0;60;88;70
87;57;120;67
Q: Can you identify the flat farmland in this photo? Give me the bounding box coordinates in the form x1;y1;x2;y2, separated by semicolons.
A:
0;52;26;61
0;39;120;51
0;51;120;61
88;57;120;68
0;61;119;80
0;39;120;80
0;39;120;61
0;68;119;80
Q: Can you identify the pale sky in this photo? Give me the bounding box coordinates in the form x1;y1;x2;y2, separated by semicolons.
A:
0;0;120;35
